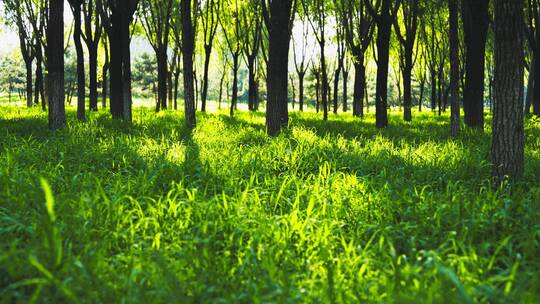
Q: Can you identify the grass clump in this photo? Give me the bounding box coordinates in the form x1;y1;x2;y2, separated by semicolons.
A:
1;106;539;303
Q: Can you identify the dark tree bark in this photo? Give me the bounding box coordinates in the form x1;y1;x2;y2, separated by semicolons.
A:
343;59;350;112
492;0;525;182
83;0;102;111
366;0;399;128
199;0;220;112
182;0;197;127
46;0;65;129
262;0;295;136
393;0;419;122
98;0;138;121
142;0;173;112
449;0;460;138
353;61;366;117
461;0;489;129
69;0;86;121
102;33;109;109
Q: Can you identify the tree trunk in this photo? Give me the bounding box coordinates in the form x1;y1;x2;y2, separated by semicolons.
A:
25;60;33;108
121;14;133;122
182;0;196;127
201;46;211;112
47;0;66;129
403;48;413;121
430;70;436;111
525;57;534;114
299;73;305;112
353;62;366;118
343;70;348;113
88;45;99;111
449;0;460;138
109;23;123;119
462;0;489;129
321;47;328;121
265;0;294;136
230;53;239;116
491;0;524;182
102;37;110;109
72;4;86;121
35;46;45;110
534;45;540;116
248;57;257;111
333;64;341;114
157;48;168;111
375;0;392;128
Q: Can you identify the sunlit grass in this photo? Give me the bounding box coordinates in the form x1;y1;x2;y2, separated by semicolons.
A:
1;106;539;302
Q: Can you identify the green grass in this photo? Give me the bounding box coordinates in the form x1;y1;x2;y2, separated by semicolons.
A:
1;106;539;303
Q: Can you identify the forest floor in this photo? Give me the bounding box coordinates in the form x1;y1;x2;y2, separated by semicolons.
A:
1;106;539;303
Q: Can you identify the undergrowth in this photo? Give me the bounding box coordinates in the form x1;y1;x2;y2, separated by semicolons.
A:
1;106;539;303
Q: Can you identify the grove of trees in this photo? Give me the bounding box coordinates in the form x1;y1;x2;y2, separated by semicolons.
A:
0;0;533;183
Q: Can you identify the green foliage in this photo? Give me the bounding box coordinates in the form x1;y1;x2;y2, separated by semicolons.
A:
1;107;539;302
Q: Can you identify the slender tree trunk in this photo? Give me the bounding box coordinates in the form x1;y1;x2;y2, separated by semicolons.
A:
333;64;341;114
35;47;45;110
353;62;366;117
526;57;534;114
47;0;66;129
492;0;524;182
88;45;99;111
25;60;33;108
299;73;305;112
102;37;110;109
121;15;133;122
248;57;257;111
403;48;413;121
533;46;540;116
182;0;196;127
321;46;328;121
72;4;86;121
343;70;348;113
201;46;211;112
449;0;460;137
231;53;239;117
430;70;436;111
157;48;168;111
418;77;425;112
265;0;294;136
315;72;320;113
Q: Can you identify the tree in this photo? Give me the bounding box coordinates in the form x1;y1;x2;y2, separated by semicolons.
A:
302;0;329;121
141;0;173;112
365;0;401;128
82;0;102;111
219;0;242;117
240;0;263;112
526;0;540;116
461;0;489;129
262;0;296;136
68;0;86;121
3;0;35;108
47;0;65;129
340;0;374;118
199;0;220;112
393;0;419;122
449;0;459;137
182;0;197;127
292;18;310;112
97;0;139;121
491;0;525;182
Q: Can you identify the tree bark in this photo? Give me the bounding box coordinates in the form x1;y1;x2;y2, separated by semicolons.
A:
182;0;196;127
353;62;366;117
265;0;294;136
70;1;86;121
299;73;305;112
492;0;525;182
201;46;212;112
449;0;460;138
461;0;489;129
374;0;393;128
47;0;66;129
